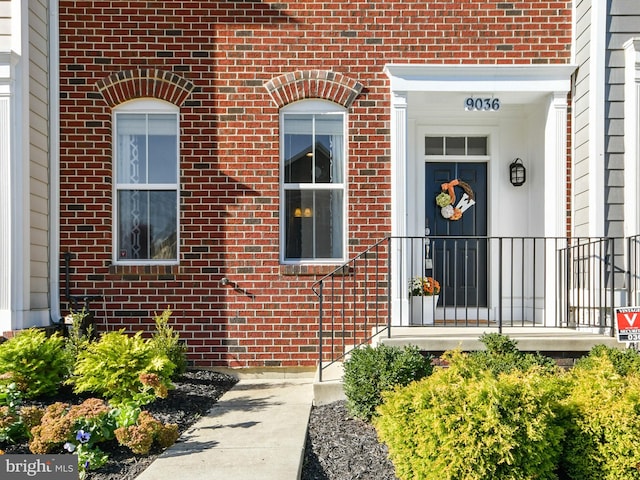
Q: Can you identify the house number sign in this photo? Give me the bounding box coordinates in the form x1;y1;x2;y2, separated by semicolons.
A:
464;97;500;112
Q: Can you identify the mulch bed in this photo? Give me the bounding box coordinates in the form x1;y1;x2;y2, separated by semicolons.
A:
2;370;238;480
302;400;398;480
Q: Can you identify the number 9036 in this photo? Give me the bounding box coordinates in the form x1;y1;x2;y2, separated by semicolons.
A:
465;97;500;112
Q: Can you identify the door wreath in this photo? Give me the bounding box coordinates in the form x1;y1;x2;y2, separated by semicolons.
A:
436;179;476;221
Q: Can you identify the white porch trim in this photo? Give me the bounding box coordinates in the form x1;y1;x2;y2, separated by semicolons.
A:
384;64;576;327
587;0;607;237
384;63;575;239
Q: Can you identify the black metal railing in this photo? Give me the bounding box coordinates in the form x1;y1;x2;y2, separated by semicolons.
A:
313;235;630;381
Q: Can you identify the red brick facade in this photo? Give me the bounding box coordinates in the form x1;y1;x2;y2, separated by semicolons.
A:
58;1;572;369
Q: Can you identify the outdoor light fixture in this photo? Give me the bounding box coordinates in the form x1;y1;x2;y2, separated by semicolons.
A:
509;158;526;186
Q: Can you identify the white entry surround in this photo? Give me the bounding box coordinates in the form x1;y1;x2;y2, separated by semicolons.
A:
384;64;576;326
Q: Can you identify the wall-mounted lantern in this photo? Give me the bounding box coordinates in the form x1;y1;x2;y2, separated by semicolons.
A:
509;158;526;187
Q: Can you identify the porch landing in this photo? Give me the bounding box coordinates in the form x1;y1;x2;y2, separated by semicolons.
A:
371;326;621;353
313;326;623;406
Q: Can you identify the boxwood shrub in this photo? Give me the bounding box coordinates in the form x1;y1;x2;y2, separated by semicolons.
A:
342;344;432;421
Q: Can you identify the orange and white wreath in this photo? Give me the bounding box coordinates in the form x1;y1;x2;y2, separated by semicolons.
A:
435;179;476;221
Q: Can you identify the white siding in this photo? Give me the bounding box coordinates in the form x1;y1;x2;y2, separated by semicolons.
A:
0;1;11;52
573;0;591;235
29;0;49;311
608;0;640;236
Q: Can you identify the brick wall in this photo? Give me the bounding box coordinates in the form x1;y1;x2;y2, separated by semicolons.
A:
58;1;573;369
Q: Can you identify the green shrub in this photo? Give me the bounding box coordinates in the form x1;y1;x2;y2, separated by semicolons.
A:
343;344;432;421
575;343;640;376
69;330;175;406
560;350;640;479
0;329;70;398
466;333;558;376
374;350;567;480
149;308;187;376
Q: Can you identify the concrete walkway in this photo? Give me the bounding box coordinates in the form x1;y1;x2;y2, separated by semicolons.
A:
135;377;314;480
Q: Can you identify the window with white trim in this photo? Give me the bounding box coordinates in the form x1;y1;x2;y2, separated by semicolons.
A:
113;100;179;264
280;101;347;263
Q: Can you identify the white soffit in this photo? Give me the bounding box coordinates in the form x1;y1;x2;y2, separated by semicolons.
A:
383;64;577;93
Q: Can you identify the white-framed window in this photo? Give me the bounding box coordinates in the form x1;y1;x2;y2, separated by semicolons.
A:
113;99;179;264
280;100;347;264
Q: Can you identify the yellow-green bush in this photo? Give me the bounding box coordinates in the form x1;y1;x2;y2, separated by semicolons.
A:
560;350;640;480
374;351;567;480
0;329;70;398
69;330;175;406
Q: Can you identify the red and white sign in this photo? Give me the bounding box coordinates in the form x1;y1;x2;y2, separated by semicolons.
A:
615;307;640;343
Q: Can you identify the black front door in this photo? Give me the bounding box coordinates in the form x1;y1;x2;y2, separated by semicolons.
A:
425;162;488;307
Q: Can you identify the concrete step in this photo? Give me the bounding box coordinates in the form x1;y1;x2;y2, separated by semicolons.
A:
312;327;625;404
313;362;345;406
377;326;621;353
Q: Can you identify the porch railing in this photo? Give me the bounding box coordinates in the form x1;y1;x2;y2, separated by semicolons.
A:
312;236;629;381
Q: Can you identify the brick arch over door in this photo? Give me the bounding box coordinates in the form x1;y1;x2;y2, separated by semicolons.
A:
264;70;363;108
96;69;195;107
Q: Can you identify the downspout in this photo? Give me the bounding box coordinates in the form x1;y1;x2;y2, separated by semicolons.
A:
49;0;61;324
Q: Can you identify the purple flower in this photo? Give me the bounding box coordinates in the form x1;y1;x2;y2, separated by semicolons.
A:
76;430;91;444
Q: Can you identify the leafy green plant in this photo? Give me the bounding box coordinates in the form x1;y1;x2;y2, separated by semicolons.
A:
0;382;29;443
374;350;567;480
343;344;433;421
150;308;187;376
560;350;640;479
68;330;175;406
465;333;558;376
64;308;94;371
0;329;70;398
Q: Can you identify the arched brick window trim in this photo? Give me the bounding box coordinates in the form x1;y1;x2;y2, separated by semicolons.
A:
264;70;363;108
96;69;195;108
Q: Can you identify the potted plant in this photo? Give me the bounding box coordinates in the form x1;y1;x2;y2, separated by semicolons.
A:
409;276;440;325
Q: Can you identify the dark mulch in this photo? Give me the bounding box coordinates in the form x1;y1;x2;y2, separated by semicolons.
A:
2;370;238;480
302;401;398;480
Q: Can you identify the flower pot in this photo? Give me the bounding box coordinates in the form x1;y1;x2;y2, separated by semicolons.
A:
410;295;439;325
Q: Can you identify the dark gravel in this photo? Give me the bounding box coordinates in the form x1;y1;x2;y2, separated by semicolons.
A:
302;401;398;480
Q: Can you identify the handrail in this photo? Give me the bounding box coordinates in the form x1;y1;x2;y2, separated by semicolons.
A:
313;235;630;382
311;237;391;382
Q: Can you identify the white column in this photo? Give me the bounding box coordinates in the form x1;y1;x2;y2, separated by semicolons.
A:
543;92;569;326
390;91;408;238
624;38;640;239
544;92;569;238
390;91;408;326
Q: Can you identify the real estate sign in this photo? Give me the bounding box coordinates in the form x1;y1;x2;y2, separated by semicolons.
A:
615;307;640;343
